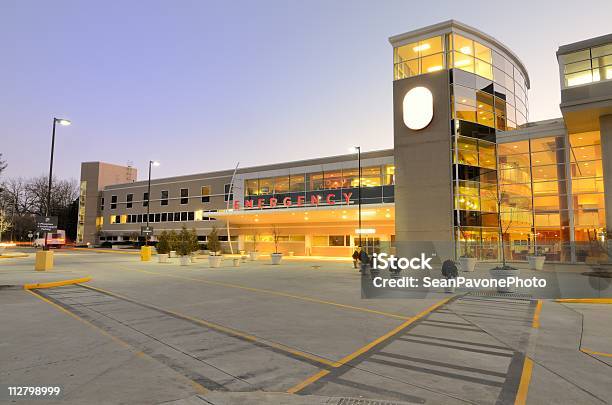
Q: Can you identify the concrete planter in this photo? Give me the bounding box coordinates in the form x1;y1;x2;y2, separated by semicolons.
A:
158;253;169;263
459;257;477;272
527;255;545;270
179;256;190;266
169;250;177;258
241;255;248;263
190;255;198;263
209;255;222;268
489;267;520;293
232;258;240;267
249;252;259;261
271;253;283;265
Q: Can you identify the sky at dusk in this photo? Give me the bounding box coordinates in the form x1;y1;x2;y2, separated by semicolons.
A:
2;0;611;182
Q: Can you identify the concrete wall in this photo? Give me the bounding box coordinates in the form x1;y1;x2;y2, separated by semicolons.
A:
393;70;453;254
600;115;612;231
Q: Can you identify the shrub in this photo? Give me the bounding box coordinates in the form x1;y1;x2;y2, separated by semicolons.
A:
190;228;200;254
156;231;171;254
167;230;178;252
441;260;458;279
207;227;221;254
176;226;192;256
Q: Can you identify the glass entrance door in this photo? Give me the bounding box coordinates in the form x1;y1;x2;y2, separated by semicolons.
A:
356;236;380;255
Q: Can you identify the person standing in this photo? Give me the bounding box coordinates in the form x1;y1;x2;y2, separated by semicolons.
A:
352;246;361;269
359;248;369;273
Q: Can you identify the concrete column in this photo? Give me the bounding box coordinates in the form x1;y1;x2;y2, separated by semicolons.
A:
599;115;612;232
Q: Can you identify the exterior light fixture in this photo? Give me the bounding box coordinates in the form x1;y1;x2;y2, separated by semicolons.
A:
57;119;71;126
355;228;376;234
403;87;433;130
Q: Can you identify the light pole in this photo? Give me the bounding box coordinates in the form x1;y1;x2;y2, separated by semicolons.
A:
146;160;160;245
45;117;71;250
350;146;362;248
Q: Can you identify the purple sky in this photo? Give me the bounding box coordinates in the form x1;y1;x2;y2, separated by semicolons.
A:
2;0;611;182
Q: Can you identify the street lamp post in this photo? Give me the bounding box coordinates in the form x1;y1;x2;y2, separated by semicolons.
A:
350;146;362;248
146;160;159;245
45;118;71;250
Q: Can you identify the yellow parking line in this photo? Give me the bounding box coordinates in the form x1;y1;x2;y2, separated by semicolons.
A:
25;289;208;394
286;370;330;394
514;357;534;405
23;277;92;290
286;296;451;394
134;268;411;320
556;298;612;304
532;300;542;329
581;348;612;358
83;284;340;368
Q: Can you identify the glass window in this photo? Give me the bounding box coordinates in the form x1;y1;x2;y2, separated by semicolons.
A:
161;212;167;222
455;102;476;123
570;131;600;147
474;42;491;63
565;70;592;87
564;60;592;74
362;166;382;187
479;142;496;169
592;44;612;58
329;235;346;246
394;60;419;80
290;174;305;192
476;91;494;111
570;144;601;162
110;195;117;209
454;85;477;107
530;137;564;152
180;188;188;204
201;186;210;203
224;184;233;201
572;194;605;210
385;165;395;185
258;178;274;194
499;141;529;155
560;49;591;65
475;59;492;80
181;212;187;221
306;172;324;191
571;160;603;178
419;36;443;56
394;41;419;63
499;167;531;184
455;136;478;166
126;193;133;209
531;150;560;166
453;34;473;55
143;192;149;207
532;164;562;182
273;176;289;193
422;53;444;73
161;190;168;206
246;179;258;196
451;51;474;73
323;171;343;189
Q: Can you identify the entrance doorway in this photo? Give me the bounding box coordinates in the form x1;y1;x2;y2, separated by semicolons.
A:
356;236;380;255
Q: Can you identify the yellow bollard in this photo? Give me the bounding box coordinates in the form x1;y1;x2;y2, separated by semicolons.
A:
35;250;54;271
140;246;152;261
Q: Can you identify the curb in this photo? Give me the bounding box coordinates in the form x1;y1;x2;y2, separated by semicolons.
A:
23;277;92;290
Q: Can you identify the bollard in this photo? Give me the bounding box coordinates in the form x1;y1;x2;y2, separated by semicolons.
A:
140;246;152;261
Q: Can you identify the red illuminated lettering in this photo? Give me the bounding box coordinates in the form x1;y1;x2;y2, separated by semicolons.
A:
326;194;335;205
283;197;292;207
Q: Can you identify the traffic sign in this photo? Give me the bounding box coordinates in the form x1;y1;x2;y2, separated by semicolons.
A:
141;226;154;236
35;216;58;233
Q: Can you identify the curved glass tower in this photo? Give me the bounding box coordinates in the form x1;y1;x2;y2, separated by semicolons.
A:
390;20;531;260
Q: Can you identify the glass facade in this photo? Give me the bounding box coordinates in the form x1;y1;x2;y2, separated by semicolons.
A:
244;165;395;207
560;43;612;87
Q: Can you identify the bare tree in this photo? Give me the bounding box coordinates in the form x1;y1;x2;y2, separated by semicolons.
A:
26;175;78;216
0;209;11;241
0;153;7;177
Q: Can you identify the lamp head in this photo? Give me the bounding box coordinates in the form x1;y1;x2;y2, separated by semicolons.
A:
151;161;160;167
349;146;360;153
56;118;71;126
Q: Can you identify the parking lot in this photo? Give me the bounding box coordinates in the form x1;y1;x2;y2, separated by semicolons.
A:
1;249;611;404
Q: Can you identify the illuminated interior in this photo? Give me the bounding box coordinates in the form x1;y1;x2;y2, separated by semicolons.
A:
561;43;612;87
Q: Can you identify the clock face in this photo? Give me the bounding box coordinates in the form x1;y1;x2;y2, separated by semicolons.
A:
403;86;434;130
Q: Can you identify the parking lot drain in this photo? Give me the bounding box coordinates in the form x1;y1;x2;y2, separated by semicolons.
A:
336;398;406;405
468;291;532;300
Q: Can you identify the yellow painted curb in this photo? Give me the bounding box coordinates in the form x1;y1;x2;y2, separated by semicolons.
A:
23;277;92;290
556;298;612;304
581;348;612;358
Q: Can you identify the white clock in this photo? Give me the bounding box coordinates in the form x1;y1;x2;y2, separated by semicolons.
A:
403;86;434;130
